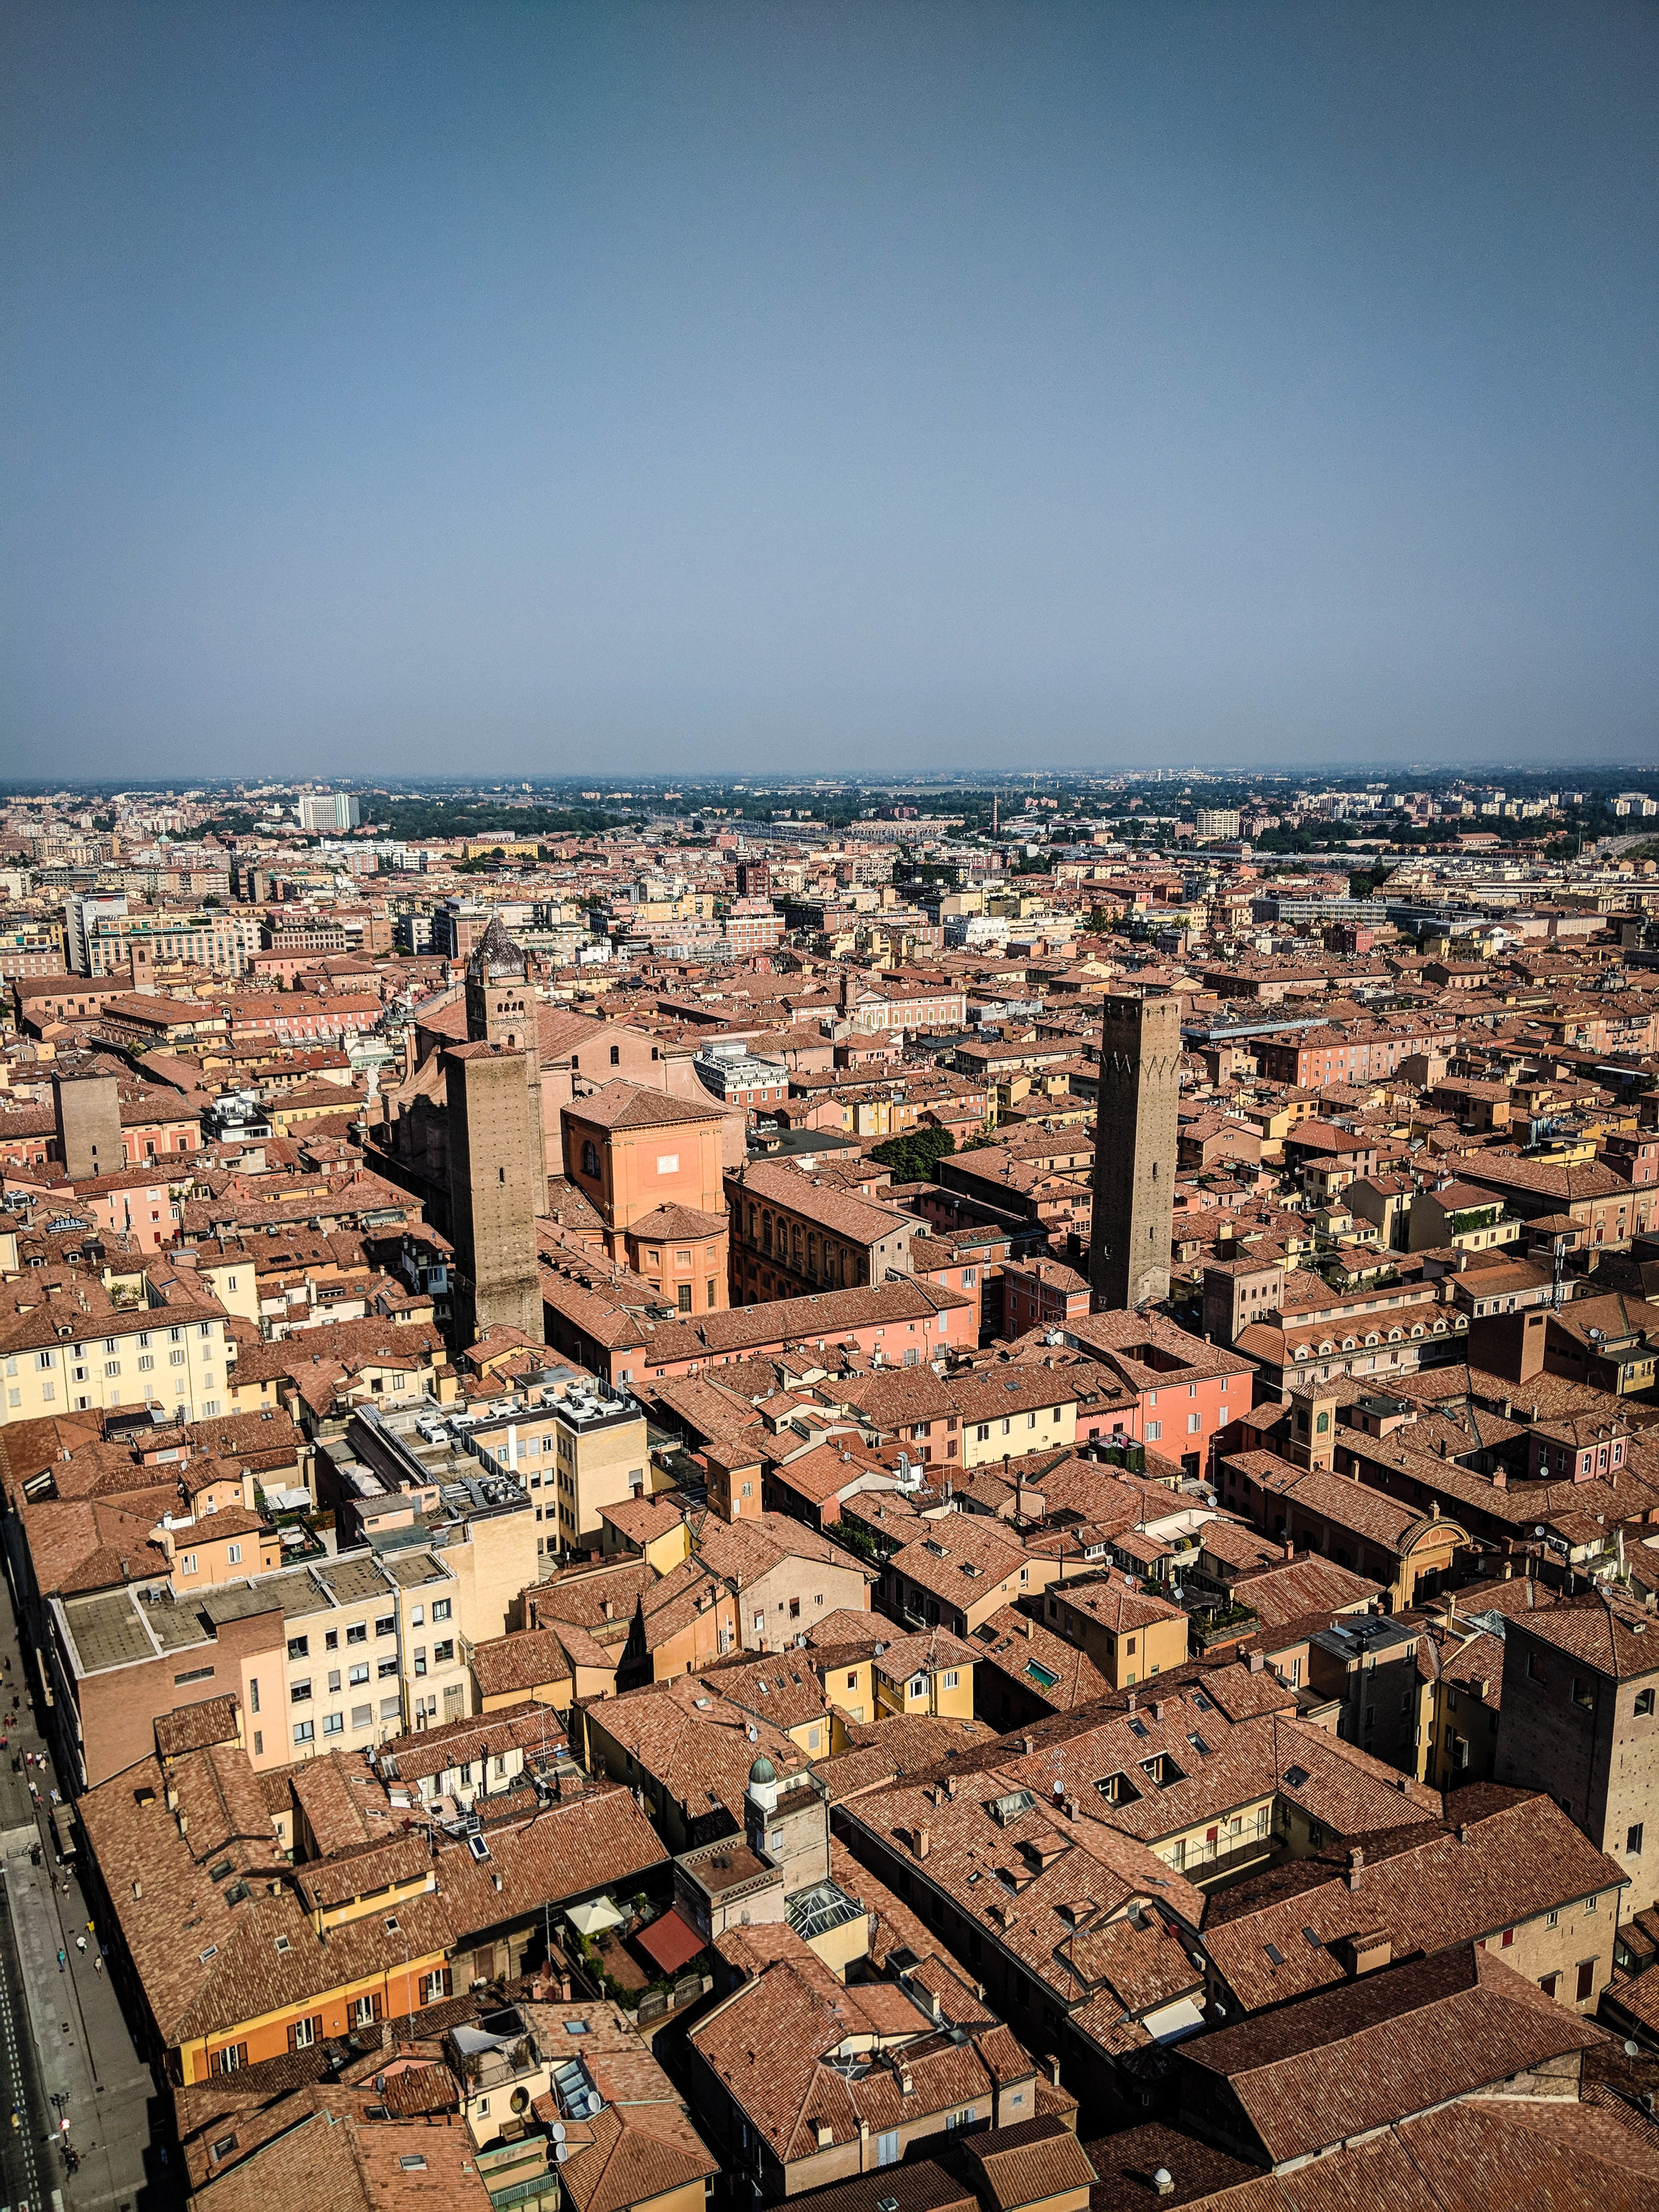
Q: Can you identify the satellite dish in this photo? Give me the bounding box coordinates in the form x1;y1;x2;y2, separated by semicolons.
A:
551;2124;566;2143
555;2144;569;2164
1627;2041;1641;2059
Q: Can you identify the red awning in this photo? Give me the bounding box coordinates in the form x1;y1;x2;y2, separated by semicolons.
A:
634;1907;705;1976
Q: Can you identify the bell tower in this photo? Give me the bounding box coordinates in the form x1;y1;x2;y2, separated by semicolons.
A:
443;916;547;1346
463;915;545;1190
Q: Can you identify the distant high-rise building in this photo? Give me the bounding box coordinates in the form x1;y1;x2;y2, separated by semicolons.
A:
64;891;128;976
1089;993;1182;1311
444;917;546;1346
297;791;362;833
1194;808;1242;840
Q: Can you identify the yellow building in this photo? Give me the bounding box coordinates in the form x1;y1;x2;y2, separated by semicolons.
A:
1042;1572;1191;1688
3;1297;235;1427
950;1372;1078;1468
873;1628;977;1720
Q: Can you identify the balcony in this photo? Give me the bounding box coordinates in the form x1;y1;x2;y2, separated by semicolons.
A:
1181;1595;1260;1651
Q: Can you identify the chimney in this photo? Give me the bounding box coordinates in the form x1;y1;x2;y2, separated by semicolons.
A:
1151;1701;1165;1723
1046;2055;1061;2086
1248;1651;1265;1674
1125;1693;1137;1712
1019;1735;1034;1755
1336;1928;1392;1978
131;1879;142;1900
914;1825;930;1860
1153;2174;1175;2201
1283;1539;1295;1561
1346;1846;1364;1891
1457;1822;1471;1844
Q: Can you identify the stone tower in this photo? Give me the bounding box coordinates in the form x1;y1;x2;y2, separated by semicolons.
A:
1089;992;1183;1312
53;1066;123;1181
444;918;546;1347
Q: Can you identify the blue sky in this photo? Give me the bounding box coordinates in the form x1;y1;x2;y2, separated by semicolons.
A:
3;1;1655;778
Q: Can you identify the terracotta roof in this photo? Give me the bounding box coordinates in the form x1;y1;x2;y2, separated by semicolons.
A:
958;2118;1098;2212
566;1080;727;1130
1181;1945;1605;2164
1502;1587;1659;1682
1200;1785;1626;2012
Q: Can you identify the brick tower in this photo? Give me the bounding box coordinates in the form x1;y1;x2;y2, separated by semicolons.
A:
463;913;546;1189
445;917;546;1346
1089;992;1183;1312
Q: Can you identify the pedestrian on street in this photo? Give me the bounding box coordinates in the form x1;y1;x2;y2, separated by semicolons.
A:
56;1947;65;1972
76;1933;86;1953
92;1954;102;1974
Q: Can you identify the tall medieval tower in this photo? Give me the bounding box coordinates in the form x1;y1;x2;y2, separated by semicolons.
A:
445;917;546;1346
1088;992;1182;1312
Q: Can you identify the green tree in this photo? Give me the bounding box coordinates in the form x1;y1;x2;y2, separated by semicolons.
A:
869;1126;956;1182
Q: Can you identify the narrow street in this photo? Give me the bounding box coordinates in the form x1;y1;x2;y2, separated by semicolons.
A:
0;1576;171;2212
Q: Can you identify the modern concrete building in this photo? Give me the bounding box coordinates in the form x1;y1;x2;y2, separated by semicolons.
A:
297;790;362;832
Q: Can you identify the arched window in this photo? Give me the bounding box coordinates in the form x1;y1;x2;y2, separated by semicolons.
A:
581;1140;599;1178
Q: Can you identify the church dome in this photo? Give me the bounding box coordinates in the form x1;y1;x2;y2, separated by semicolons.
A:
748;1754;777;1786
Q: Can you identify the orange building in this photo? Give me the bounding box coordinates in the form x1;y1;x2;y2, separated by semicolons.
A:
560;1080;731;1311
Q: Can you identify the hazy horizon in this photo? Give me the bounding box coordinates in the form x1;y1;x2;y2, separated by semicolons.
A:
4;2;1656;780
